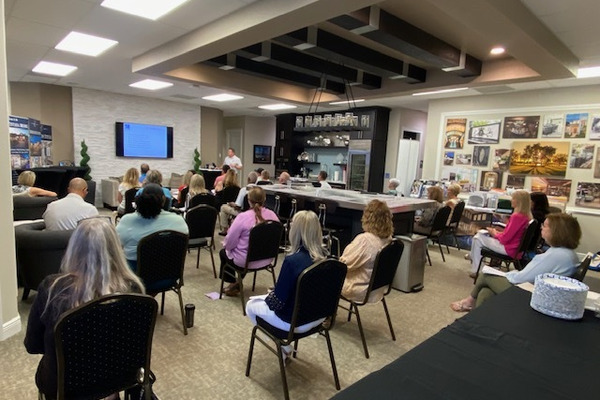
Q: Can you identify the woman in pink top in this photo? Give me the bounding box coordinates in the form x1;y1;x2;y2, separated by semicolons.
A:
468;190;532;276
220;186;279;296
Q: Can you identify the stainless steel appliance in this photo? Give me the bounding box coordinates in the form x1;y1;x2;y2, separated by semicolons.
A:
347;140;371;191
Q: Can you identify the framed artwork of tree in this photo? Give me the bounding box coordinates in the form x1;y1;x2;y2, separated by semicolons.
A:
508;141;569;177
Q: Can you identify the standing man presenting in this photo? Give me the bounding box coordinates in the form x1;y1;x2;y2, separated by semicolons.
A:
223;148;242;173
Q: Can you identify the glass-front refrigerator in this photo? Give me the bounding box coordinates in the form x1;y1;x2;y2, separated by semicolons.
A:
347;140;371;191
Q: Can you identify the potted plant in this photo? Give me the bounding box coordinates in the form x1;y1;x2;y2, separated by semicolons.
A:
80;140;96;204
194;148;202;175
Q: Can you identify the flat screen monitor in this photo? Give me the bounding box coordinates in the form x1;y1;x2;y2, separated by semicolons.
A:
115;122;173;158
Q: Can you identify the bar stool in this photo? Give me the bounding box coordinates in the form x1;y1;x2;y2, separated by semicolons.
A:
315;199;341;258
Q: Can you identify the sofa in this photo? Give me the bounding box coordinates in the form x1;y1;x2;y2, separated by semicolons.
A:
15;221;74;300
101;178;121;209
13;195;57;221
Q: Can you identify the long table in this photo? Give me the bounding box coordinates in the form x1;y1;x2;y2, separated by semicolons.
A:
261;185;437;250
332;286;600;399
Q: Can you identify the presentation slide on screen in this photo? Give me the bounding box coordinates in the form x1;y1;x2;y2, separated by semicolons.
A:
123;123;168;157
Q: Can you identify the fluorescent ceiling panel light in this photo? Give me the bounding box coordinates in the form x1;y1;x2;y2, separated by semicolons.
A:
32;61;77;76
412;87;469;96
101;0;189;20
55;31;118;56
490;47;505;55
258;104;297;111
202;94;244;102
329;99;365;105
129;79;173;90
577;66;600;78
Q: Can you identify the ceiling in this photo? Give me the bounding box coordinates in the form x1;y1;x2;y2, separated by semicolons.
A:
5;0;600;117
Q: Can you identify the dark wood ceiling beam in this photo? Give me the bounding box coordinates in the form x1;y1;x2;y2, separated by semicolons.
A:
235;42;382;90
203;54;346;94
273;27;426;83
329;6;482;77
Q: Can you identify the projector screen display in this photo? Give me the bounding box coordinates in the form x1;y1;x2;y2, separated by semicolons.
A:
115;122;173;158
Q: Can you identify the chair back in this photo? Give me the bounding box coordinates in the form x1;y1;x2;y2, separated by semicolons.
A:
186;205;218;241
289;197;305;220
55;293;158;400
367;240;405;299
572;255;592;282
448;201;465;227
516;219;539;255
256;180;273;185
246;220;284;266
124;187;138;214
430;206;451;233
289;259;347;331
189;192;216;209
216;186;241;207
137;230;188;290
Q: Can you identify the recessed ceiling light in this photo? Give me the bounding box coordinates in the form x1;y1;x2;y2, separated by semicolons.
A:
202;94;244;102
577;66;600;78
129;79;173;90
490;47;505;55
32;61;77;77
329;99;365;105
55;31;118;56
412;87;469;96
258;104;297;111
101;0;189;20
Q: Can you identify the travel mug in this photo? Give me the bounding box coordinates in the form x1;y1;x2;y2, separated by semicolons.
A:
185;304;195;328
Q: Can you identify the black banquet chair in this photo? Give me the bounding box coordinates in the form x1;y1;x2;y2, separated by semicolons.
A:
338;239;404;358
137;230;189;334
421;205;452;266
219;220;284;315
54;293;158;400
115;187;138;224
474;219;538;282
186;204;218;278
246;259;347;400
444;200;465;252
572;254;593;282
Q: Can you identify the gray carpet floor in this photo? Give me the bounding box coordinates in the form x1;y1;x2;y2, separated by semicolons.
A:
0;227;523;399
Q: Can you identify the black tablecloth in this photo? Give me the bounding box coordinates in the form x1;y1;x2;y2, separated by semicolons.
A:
15;167;88;198
332;286;600;400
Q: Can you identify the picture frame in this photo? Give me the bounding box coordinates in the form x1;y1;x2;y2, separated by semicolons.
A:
468;120;501;144
253;145;272;164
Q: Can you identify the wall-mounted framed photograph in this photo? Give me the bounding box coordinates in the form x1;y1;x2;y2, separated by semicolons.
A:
253;145;272;164
468;120;501;144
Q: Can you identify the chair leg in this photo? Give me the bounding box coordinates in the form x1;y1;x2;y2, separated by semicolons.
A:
252;271;257;292
196;247;200;269
426;247;431;266
160;292;165;315
176;288;188;335
445;241;450;254
277;342;290;400
324;330;341;390
246;326;258;377
22;288;30;301
454;233;461;251
346;302;353;322
438;240;446;262
219;270;226;300
474;257;485;283
270;266;277;287
353;305;370;359
382;297;396;341
238;273;247;316
209;247;217;278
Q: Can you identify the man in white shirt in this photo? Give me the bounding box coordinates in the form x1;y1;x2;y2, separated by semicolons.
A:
318;170;331;189
223;147;242;173
43;178;99;231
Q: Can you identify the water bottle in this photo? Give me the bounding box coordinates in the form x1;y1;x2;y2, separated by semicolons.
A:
185;304;195;328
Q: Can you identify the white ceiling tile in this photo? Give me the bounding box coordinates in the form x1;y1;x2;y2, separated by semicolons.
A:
6;17;68;47
10;0;96;28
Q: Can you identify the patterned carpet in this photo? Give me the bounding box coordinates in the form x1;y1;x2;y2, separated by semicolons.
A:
1;224;490;399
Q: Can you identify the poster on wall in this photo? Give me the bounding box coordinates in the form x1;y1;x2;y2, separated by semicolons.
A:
41;124;53;166
455;153;472;165
575;182;600;209
531;177;572;200
506;175;525;189
589;115;600;140
564;113;588;139
595;148;600;178
502;116;540;139
472;145;490;166
541;114;564;138
441;166;478;187
569;143;594;169
480;170;503;191
444;151;454;165
493;149;511;171
467;120;501;144
28;118;41;168
9;115;30;169
443;118;466;149
509;141;569;177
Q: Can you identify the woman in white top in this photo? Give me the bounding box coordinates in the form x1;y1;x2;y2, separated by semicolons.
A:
12;171;57;197
117;168;140;214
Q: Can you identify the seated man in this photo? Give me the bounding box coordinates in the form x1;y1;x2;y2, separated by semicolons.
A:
43;178;98;231
317;170;331;189
219;171;258;236
278;172;291;185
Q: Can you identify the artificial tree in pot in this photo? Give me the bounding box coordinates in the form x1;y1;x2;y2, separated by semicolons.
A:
80;140;96;204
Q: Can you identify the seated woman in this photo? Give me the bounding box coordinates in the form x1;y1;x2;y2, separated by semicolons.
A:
116;184;189;271
220;186;279;296
245;210;328;355
24;218;145;399
215;170;241;211
135;169;173;208
467;190;532;278
413;186;444;235
213;165;231;191
117;167;140;214
186;173;215;209
451;212;581;311
12;171;57;197
176;170;195;207
386;178;400;195
340;199;393;303
529;191;550;254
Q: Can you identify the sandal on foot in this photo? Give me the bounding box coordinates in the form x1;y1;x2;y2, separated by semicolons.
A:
450;301;473;312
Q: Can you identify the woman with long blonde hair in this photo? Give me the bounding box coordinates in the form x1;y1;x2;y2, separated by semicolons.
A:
12;170;57;197
118;167;140;213
24;218;145;398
